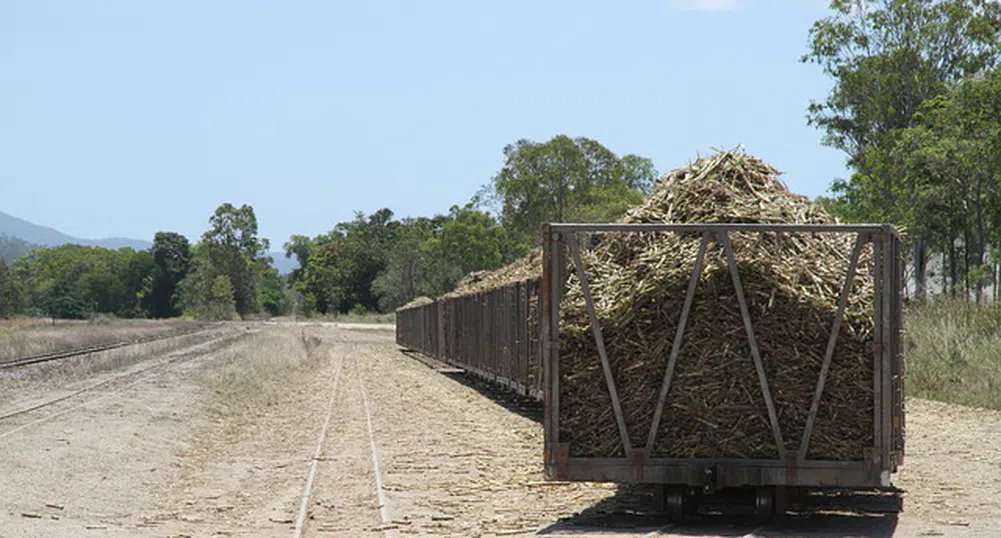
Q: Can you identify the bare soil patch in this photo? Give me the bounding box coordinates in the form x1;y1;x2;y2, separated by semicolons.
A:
0;325;240;416
0;329;250;537
1;325;999;537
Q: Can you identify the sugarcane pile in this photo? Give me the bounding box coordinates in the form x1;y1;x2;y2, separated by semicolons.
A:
558;151;876;461
446;249;543;298
398;296;433;311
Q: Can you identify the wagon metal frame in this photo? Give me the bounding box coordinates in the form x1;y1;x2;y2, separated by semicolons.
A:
541;223;905;489
396;280;544;400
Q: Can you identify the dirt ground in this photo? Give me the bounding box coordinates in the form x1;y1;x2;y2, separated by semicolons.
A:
1;324;1000;537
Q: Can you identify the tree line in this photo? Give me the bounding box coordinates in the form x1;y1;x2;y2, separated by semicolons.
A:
0;203;288;320
808;0;1001;301
4;1;999;318
0;136;655;319
284;135;656;314
0;235;35;262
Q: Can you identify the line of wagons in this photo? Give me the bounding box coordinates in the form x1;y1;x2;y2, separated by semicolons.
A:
396;223;905;521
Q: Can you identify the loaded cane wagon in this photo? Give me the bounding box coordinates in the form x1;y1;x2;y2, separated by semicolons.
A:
540;222;904;521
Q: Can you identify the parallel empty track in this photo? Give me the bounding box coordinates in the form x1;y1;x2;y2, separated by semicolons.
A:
0;329;246;426
0;326;210;369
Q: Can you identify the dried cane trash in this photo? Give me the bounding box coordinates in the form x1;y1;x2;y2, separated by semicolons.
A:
557;151;875;461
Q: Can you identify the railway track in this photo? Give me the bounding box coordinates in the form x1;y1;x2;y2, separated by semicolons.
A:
293;342;395;538
0;326;211;370
0;329;249;432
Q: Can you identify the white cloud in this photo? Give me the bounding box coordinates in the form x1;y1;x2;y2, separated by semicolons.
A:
670;0;741;11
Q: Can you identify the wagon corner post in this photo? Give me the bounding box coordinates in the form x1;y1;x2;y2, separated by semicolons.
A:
541;223;562;472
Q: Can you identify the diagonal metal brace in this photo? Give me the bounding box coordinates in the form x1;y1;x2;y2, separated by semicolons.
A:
721;231;786;458
569;234;633;452
644;231;711;454
798;233;865;460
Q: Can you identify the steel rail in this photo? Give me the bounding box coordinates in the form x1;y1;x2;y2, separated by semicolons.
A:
0;326;210;369
293;346;345;538
0;330;247;430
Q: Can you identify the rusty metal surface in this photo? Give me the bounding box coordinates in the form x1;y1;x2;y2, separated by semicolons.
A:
552;457;881;488
395;277;544;402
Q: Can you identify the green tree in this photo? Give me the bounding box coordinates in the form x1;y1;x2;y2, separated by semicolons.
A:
891;69;1001;300
425;206;521;297
201;275;238;321
293;209;398;314
119;248;155;318
10;245;151;319
283;234;315;285
199;203;271;318
259;266;292;316
620;154;660;194
176;204;276;319
337;208;397;312
143;232;192;318
298;239;343;315
805;0;1001;163
803;0;1001;297
43;283;90;319
486;135;654;244
437;205;513;276
0;235;38;263
0;257;17;318
372;219;433;311
177;252;236;321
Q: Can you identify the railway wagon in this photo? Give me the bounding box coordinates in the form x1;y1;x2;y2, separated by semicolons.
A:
396;222;904;519
396;278;544;400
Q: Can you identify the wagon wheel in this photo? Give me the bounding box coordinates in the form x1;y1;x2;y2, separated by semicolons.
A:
754;486;775;523
663;486;687;523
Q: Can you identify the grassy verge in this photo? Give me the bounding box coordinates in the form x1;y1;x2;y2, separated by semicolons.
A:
298;312;396;324
0;327;243;403
0;318;209;361
905;299;1001;409
199;327;324;416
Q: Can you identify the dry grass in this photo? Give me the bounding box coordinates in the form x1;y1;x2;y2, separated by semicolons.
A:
906;299;1001;409
199;327;325;417
559;151;876;460
0;318;54;331
282;312;395;324
0;318;209;361
0;327;244;405
324;310;394;322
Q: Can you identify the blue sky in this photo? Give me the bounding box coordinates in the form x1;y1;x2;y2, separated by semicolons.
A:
1;0;846;246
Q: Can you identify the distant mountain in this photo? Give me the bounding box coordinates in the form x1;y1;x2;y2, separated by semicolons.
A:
0;234;39;262
0;210;299;274
0;210;151;250
270;252;298;275
88;237;153;250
